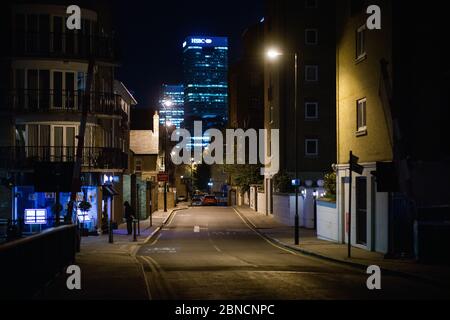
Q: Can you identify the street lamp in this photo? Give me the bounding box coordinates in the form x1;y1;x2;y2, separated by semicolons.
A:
161;99;174;213
266;47;300;245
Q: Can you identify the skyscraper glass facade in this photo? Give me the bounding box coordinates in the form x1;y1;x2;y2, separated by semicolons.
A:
159;84;184;128
183;36;228;131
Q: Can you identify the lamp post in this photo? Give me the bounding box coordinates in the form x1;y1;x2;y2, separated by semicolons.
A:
161;100;173;213
266;48;300;245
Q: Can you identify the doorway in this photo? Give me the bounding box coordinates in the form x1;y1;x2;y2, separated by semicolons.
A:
356;177;368;246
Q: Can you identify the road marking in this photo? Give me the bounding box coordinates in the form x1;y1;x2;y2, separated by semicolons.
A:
149;233;162;246
194;226;200;233
166;209;180;226
232;208;303;257
213;245;222;253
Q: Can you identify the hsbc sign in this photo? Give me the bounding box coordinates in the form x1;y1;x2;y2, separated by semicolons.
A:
191;38;213;44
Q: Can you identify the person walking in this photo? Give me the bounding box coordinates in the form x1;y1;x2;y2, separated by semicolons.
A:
124;201;134;235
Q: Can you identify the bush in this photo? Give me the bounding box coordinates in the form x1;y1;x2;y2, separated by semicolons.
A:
274;172;295;194
323;172;336;201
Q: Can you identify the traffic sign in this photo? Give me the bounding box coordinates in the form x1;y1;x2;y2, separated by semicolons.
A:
157;173;169;182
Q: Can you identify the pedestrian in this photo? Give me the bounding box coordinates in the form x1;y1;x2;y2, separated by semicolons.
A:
124;201;134;235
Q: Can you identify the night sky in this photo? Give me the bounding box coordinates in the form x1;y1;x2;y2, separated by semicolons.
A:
112;0;264;111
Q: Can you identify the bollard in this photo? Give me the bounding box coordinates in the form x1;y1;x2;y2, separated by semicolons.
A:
109;219;114;244
133;220;137;242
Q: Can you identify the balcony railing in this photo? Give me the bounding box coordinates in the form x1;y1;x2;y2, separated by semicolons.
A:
11;32;119;61
0;89;123;116
0;146;128;170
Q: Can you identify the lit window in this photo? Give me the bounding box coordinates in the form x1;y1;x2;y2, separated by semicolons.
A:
305;102;319;120
305;65;319;82
356;25;366;60
305;29;318;45
357;98;367;133
305;139;319;156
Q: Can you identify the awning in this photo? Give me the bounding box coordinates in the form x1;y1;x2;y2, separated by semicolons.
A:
102;185;119;197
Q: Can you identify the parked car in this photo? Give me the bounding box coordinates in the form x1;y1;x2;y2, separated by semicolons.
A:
202;195;218;206
177;195;187;203
191;197;203;206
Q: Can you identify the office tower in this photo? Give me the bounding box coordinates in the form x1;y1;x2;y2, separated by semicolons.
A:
159;84;184;128
183;36;228;131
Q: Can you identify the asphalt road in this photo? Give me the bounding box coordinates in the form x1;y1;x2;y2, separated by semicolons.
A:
136;206;447;300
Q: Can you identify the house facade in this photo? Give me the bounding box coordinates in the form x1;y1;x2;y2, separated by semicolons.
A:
0;1;130;233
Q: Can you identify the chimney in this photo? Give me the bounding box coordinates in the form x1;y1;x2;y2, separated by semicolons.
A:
153;111;160;138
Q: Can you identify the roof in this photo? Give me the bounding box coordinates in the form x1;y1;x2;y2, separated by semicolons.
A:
114;80;138;105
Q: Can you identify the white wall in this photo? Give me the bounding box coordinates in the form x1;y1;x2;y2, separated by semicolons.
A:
257;192;266;214
273;194;305;227
317;201;339;242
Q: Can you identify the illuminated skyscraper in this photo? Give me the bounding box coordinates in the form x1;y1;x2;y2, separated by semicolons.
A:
159;84;184;128
183;36;228;131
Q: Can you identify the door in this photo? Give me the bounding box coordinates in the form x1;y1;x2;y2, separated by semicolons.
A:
53;126;63;161
65;126;76;161
53;71;63;108
356;177;368;246
52;126;76;162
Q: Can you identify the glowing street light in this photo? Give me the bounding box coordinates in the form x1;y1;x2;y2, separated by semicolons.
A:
266;48;283;61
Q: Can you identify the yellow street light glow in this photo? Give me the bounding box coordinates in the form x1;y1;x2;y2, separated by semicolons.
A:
266;48;283;60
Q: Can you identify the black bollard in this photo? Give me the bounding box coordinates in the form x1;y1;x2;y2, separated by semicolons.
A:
133;220;137;242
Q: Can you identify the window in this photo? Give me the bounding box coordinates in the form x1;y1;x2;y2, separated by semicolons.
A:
305;29;318;45
357;98;367;133
135;158;142;172
305;0;318;8
305;65;319;82
356;25;366;60
305;102;319;120
305;139;319;157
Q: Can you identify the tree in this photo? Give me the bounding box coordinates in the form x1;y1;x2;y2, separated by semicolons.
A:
224;164;263;194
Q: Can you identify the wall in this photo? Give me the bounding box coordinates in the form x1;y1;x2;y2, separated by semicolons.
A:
317;200;338;242
158;192;175;211
257;192;266;215
273;194;306;227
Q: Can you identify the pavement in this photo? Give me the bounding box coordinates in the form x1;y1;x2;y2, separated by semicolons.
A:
234;205;450;289
34;205;187;300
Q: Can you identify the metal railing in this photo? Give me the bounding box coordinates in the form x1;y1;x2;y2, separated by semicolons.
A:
0;146;128;170
0;89;124;116
11;31;119;61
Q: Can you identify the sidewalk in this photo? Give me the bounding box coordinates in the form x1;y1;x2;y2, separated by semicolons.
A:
235;206;450;289
35;206;186;300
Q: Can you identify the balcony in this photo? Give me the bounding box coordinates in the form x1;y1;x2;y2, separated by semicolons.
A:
11;32;119;62
0;89;123;116
0;146;128;171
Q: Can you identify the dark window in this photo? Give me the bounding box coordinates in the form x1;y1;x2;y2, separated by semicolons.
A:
305;29;318;45
305;65;319;82
305;102;319;119
305;139;319;156
356;25;366;59
53;16;63;53
39;14;50;53
53;71;63;108
39;70;50;110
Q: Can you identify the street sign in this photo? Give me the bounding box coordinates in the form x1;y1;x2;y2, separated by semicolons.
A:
349;153;364;175
157;173;169;182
